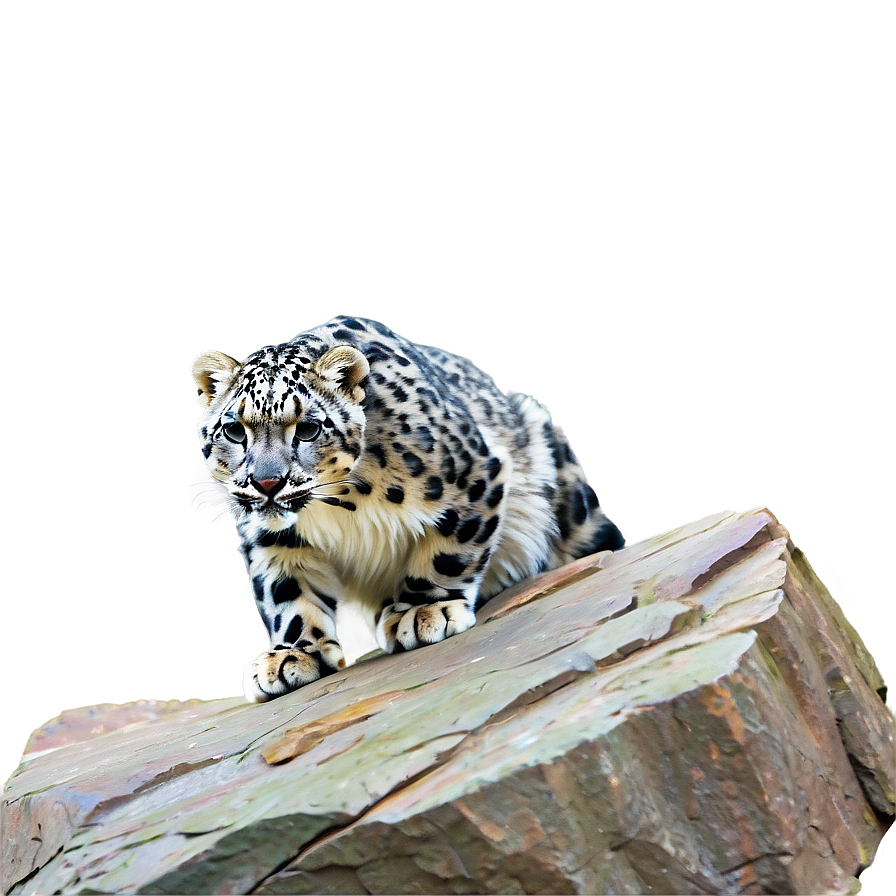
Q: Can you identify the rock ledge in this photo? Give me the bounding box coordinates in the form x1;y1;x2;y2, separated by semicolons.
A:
2;508;893;894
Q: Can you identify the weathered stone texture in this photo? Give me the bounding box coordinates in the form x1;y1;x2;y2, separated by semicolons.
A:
2;508;893;894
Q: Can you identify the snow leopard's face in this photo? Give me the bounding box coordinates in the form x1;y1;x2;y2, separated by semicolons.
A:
193;342;369;522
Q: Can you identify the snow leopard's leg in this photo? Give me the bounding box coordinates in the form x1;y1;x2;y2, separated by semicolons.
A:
374;451;511;653
239;532;346;702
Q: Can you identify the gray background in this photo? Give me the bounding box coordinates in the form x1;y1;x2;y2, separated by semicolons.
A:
2;2;892;888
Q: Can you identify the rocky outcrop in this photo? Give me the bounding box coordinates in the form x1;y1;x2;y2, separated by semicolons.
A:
2;508;893;894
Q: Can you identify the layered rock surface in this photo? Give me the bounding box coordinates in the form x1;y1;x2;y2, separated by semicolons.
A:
2;508;893;894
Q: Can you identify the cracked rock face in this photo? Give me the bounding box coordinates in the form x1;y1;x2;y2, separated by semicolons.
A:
2;508;893;895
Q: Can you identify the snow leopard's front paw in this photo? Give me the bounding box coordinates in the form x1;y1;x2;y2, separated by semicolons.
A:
243;638;346;703
375;599;476;653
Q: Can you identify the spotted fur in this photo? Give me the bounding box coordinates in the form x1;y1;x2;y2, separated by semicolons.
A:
193;316;623;702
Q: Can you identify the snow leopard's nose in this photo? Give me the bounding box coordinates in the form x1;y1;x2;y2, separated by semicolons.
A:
251;476;286;497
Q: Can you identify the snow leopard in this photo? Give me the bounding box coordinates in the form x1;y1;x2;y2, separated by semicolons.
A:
193;316;623;702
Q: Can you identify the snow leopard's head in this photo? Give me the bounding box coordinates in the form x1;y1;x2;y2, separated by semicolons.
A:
193;341;369;522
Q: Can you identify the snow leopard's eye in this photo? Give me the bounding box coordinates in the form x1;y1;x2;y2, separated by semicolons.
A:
294;421;322;442
222;421;247;444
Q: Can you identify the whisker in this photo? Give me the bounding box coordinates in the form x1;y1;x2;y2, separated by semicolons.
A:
190;488;226;507
311;478;358;491
195;499;229;514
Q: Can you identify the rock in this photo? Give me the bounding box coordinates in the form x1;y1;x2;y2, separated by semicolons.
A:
2;508;893;895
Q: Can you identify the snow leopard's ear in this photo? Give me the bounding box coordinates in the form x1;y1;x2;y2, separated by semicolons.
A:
313;345;370;403
192;351;240;406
